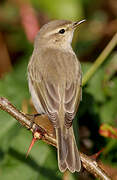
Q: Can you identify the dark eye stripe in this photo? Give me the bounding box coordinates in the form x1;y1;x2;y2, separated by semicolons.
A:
59;29;65;34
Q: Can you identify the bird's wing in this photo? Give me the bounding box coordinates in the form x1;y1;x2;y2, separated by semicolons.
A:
64;56;82;129
28;50;61;127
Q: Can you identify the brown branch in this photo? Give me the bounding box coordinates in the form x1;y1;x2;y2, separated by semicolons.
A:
0;97;112;180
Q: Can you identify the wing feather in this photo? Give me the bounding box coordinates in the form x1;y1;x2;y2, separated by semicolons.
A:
64;59;82;129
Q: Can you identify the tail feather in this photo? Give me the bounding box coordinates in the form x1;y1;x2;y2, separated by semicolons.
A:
56;128;67;164
59;161;67;172
73;138;81;172
56;127;81;173
66;129;76;172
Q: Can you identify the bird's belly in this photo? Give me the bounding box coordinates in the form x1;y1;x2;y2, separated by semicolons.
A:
28;77;45;114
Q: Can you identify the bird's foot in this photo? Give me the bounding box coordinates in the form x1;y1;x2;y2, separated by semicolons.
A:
26;113;43;130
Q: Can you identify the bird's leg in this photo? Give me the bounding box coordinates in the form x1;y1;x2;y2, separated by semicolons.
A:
26;113;44;128
26;113;42;119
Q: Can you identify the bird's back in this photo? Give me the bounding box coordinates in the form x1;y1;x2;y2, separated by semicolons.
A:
31;48;80;85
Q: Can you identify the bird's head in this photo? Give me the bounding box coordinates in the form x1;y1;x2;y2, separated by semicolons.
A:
35;19;86;49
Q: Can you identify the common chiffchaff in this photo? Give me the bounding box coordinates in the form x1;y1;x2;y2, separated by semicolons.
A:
28;19;85;172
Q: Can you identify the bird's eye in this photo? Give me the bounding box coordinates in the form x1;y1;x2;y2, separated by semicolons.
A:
59;29;65;34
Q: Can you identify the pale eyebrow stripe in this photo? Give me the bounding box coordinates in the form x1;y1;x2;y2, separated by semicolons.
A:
44;29;58;36
44;27;68;37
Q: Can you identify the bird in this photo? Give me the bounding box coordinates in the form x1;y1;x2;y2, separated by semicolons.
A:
28;19;85;173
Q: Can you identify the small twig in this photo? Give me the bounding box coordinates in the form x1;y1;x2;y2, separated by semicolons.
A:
0;97;32;128
82;33;117;86
0;97;111;180
80;152;111;180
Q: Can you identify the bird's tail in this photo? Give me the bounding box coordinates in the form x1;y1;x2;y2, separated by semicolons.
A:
56;126;81;173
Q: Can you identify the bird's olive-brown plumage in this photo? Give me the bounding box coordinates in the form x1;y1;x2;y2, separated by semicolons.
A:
28;19;85;172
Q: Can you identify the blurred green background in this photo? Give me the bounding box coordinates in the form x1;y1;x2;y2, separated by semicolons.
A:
0;0;117;179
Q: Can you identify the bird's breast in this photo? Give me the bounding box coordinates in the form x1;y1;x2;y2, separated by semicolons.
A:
40;48;78;84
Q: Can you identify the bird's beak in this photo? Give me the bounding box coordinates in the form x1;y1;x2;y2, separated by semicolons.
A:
72;19;86;29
